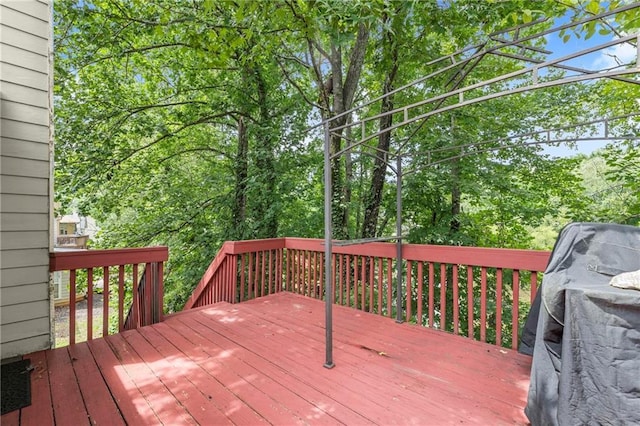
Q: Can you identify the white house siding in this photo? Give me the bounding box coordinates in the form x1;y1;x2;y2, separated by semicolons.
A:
0;0;52;358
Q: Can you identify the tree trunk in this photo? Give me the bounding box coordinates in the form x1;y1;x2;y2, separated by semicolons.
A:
231;116;248;240
325;23;370;240
450;116;461;235
361;18;399;239
253;66;278;238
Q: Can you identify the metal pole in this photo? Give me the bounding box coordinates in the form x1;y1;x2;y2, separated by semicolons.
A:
323;122;335;369
395;154;404;323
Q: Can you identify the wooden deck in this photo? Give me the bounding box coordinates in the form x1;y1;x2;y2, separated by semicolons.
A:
2;292;532;425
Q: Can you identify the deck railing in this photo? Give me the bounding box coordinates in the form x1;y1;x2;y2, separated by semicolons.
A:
50;246;168;345
184;238;550;349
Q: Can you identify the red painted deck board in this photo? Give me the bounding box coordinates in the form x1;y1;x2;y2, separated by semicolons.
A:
2;292;532;425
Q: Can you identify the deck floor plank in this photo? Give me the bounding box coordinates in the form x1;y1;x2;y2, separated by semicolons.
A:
9;292;532;425
171;311;373;425
185;303;469;424
258;294;530;421
46;346;91;425
172;310;371;425
86;338;159;424
191;298;516;423
105;333;197;425
18;351;53;426
159;317;312;425
122;327;233;425
169;314;393;424
67;343;125;425
144;322;270;425
171;315;344;426
240;294;530;415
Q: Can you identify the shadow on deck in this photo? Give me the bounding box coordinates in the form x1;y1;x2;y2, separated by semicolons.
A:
1;292;531;425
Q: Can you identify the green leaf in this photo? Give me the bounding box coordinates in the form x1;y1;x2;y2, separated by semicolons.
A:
586;1;600;15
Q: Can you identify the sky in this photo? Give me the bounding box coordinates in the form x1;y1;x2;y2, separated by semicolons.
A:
538;12;638;158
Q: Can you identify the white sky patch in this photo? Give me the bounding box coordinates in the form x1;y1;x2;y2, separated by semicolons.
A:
593;41;637;69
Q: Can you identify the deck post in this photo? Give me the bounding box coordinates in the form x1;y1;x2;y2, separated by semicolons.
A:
395;154;404;323
323;121;335;369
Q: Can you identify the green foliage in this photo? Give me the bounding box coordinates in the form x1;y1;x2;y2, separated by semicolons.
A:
54;0;640;315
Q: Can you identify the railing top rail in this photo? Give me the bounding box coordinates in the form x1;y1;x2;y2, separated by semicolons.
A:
282;237;550;271
226;238;286;255
50;246;169;271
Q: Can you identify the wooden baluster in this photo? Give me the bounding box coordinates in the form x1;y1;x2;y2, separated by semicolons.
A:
118;265;125;332
369;257;374;313
480;267;487;342
467;265;474;339
440;263;446;331
377;258;383;315
69;270;76;345
338;255;344;305
132;264;139;328
145;262;152;325
417;262;423;326
386;258;392;318
87;268;93;340
428;263;434;328
495;268;503;346
285;249;290;292
354;256;359;309
309;251;319;299
360;256;366;310
406;261;412;322
268;250;273;295
452;265;459;335
157;261;164;321
346;255;351;308
103;266;109;337
240;255;246;302
248;254;253;300
261;251;266;298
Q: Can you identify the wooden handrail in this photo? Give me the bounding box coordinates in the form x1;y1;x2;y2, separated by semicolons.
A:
282;238;549;271
50;246;168;271
50;246;168;347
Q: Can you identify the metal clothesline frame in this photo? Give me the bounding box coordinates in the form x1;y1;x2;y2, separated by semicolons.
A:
321;3;640;369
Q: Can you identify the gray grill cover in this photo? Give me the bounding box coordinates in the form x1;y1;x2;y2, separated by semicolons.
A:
522;222;640;425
